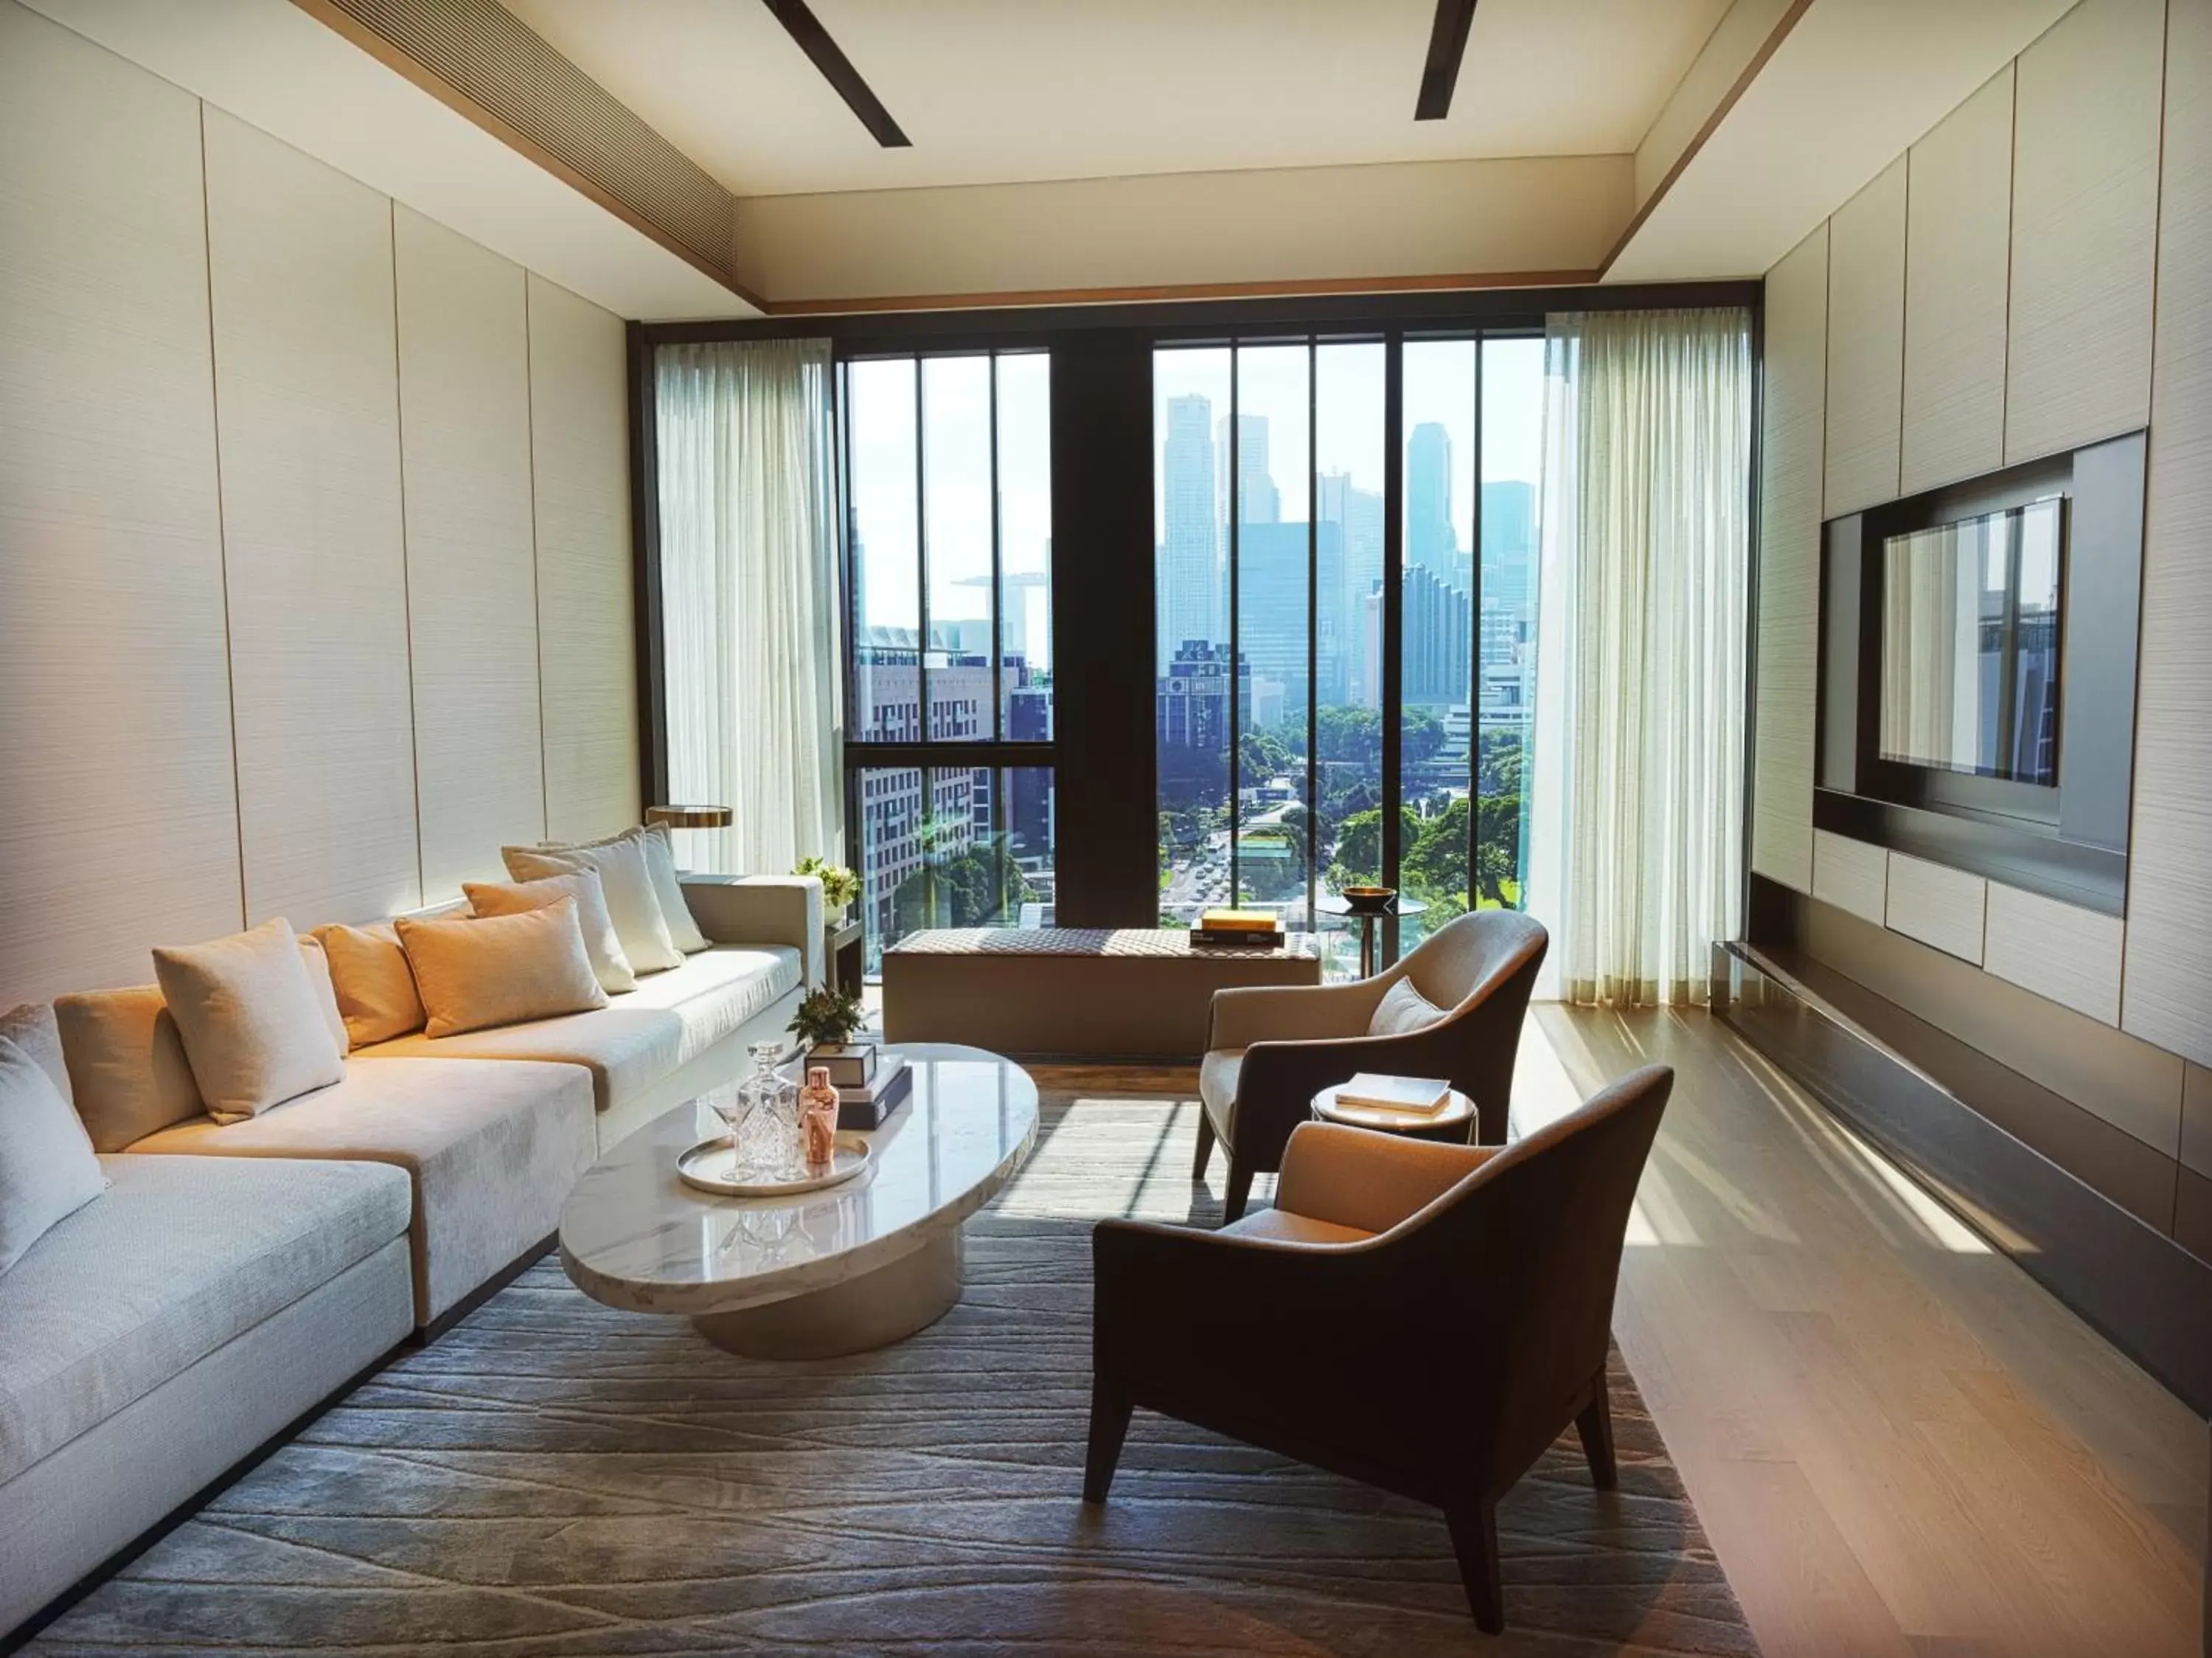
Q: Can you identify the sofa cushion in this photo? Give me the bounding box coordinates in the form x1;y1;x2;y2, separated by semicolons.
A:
396;898;609;1039
1220;1207;1375;1247
153;917;346;1122
0;1036;106;1275
0;1152;408;1483
129;1056;594;1324
298;933;350;1054
505;833;681;974
52;985;204;1152
466;867;636;994
353;945;800;1114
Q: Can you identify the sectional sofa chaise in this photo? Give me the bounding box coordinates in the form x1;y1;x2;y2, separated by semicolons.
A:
0;873;822;1637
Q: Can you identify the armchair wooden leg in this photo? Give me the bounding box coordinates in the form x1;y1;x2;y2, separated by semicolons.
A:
1083;1378;1133;1504
1192;1111;1216;1182
1576;1370;1618;1489
1444;1499;1505;1634
1222;1159;1255;1224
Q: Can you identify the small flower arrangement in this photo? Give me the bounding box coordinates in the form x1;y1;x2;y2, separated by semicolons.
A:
787;985;866;1051
792;855;861;916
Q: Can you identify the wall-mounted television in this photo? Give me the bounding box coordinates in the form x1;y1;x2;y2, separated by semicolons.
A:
1877;496;2064;787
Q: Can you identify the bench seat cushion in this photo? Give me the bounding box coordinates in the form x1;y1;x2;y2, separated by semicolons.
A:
128;1057;595;1324
0;1153;409;1483
352;945;800;1113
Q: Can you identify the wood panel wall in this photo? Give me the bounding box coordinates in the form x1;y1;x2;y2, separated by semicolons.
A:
1749;226;1827;895
0;1;638;1005
1822;158;1907;516
1756;0;2212;1074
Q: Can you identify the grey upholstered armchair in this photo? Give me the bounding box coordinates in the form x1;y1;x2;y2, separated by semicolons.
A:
1088;1063;1674;1632
1195;909;1546;1221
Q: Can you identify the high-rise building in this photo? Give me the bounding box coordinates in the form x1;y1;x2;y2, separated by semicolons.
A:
1319;471;1382;704
1480;479;1536;610
1402;564;1471;708
1405;421;1455;580
1159;392;1220;672
1217;412;1279;526
1157;639;1249;785
1232;520;1340;721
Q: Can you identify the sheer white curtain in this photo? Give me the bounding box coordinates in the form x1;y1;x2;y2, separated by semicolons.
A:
1530;308;1751;1006
655;339;843;875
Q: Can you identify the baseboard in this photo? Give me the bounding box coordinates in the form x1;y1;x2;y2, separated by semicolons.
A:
3;1343;403;1654
1714;941;2212;1417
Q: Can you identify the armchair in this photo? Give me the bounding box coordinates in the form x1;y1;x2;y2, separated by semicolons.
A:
1197;909;1545;1220
1086;1063;1673;1634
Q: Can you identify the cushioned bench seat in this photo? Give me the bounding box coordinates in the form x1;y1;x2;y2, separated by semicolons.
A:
0;1154;411;1486
354;944;798;1111
129;1057;595;1325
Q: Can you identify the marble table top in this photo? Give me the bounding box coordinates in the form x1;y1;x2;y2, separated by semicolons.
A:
559;1044;1038;1318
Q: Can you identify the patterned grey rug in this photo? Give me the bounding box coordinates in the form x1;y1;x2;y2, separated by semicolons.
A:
32;1095;1757;1656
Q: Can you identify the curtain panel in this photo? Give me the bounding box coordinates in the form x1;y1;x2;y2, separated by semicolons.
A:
1538;308;1752;1007
655;339;843;876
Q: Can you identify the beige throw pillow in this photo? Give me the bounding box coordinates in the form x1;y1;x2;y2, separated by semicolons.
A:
396;897;609;1039
504;834;681;974
297;934;349;1054
153;918;347;1123
53;985;204;1151
555;825;710;953
316;920;425;1047
0;1002;73;1105
0;1035;107;1275
465;867;636;993
1368;977;1447;1037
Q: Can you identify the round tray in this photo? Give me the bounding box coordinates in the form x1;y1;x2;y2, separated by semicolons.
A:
677;1132;872;1198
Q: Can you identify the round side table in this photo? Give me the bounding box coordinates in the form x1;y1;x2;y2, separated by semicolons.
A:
1314;894;1428;979
1311;1082;1477;1145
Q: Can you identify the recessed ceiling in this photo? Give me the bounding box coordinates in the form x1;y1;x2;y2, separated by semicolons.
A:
499;0;1734;198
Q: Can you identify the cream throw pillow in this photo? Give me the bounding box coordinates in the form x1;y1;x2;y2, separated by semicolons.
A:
1368;977;1447;1037
153;918;347;1123
0;1035;107;1275
315;920;425;1047
53;985;204;1151
465;867;636;993
504;834;681;973
0;1002;72;1104
396;897;609;1039
555;825;709;954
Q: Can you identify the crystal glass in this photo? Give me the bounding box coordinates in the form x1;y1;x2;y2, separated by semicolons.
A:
730;1042;801;1180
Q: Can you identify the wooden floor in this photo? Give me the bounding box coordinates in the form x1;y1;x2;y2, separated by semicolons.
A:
1031;1004;2209;1658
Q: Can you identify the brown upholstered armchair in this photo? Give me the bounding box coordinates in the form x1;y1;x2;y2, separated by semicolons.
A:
1196;909;1546;1220
1085;1064;1672;1634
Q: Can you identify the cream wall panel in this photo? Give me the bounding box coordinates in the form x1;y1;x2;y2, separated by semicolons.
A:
1752;224;1826;894
0;4;243;1004
1984;882;2124;1027
1885;852;1986;965
528;274;639;842
394;206;545;901
1823;157;1907;516
2123;0;2212;1069
205;108;419;928
2004;0;2163;464
1901;66;2014;496
1812;830;1888;926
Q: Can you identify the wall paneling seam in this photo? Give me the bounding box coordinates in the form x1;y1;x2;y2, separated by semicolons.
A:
389;196;428;911
524;270;550;839
198;99;250;932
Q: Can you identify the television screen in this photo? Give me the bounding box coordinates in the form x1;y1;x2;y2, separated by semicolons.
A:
1879;496;2063;785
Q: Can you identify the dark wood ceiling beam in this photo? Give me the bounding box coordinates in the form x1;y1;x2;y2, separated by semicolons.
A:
761;0;911;148
1415;0;1478;121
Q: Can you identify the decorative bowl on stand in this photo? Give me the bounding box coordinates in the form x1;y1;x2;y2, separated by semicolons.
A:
1340;884;1397;916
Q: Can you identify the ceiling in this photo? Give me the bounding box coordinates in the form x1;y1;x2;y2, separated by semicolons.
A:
499;0;1736;198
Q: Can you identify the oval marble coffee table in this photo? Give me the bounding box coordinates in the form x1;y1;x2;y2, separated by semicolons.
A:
559;1044;1037;1359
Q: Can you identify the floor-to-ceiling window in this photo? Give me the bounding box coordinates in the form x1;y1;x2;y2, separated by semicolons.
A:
844;351;1054;973
1155;333;1541;974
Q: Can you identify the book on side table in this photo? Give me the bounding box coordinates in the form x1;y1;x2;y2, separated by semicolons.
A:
1331;1073;1453;1120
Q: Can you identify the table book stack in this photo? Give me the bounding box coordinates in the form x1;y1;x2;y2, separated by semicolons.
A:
1329;1073;1454;1124
834;1052;910;1130
1190;908;1284;950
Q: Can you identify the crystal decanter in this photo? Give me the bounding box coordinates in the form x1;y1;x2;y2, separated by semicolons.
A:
728;1042;802;1181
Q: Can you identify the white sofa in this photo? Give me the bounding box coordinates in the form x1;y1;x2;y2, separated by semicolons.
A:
0;872;821;1638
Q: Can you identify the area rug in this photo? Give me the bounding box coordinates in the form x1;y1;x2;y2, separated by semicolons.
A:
32;1093;1759;1656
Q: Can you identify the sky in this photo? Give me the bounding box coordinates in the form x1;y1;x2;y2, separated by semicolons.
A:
846;339;1550;667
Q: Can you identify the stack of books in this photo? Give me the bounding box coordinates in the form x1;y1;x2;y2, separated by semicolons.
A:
1327;1073;1455;1124
1190;908;1284;950
834;1052;910;1130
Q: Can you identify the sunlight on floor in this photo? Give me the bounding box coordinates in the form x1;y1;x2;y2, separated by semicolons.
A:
994;1095;1268;1221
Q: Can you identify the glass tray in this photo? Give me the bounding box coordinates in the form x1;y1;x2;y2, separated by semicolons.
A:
676;1133;872;1197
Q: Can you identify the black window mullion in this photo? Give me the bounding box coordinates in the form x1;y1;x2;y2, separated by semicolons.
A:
1469;336;1484;915
1306;337;1318;937
989;354;1004;744
914;359;929;747
1381;333;1405;965
1226;347;1241;909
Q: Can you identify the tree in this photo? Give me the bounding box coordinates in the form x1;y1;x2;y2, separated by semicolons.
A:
1401;707;1446;765
1330;805;1421;886
891;833;1032;937
1238;729;1292;782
